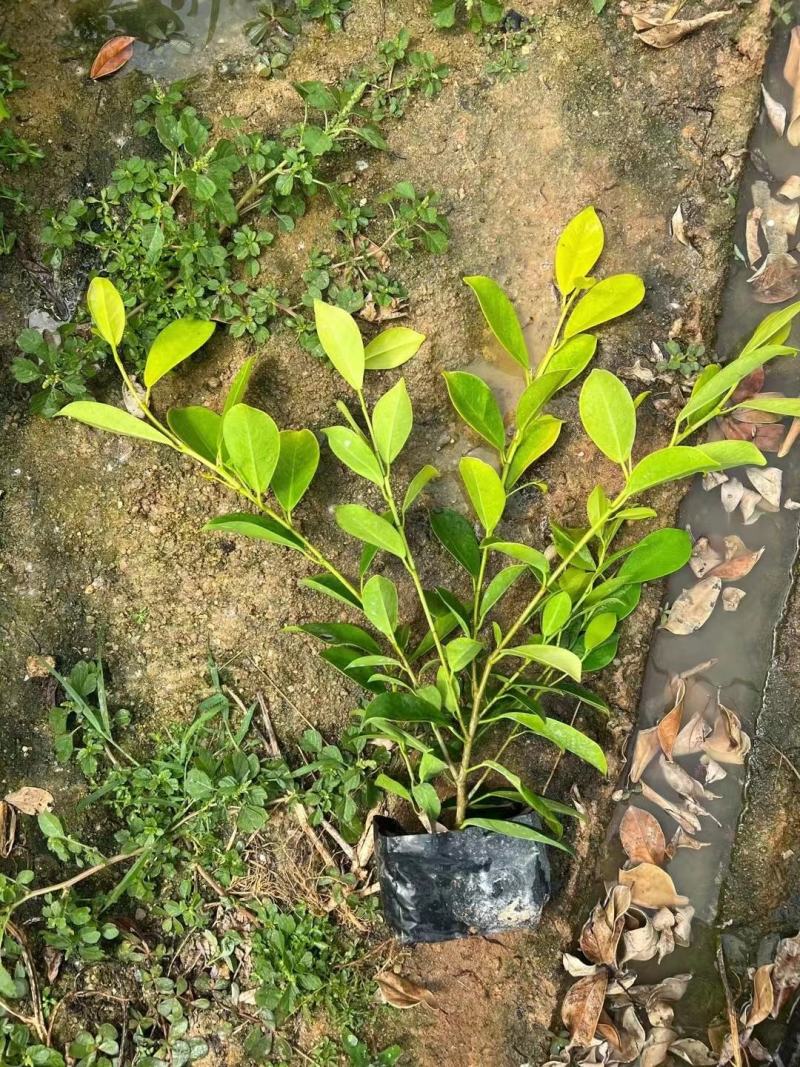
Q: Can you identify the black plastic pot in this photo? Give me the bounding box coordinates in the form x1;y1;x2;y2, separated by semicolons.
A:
374;814;551;943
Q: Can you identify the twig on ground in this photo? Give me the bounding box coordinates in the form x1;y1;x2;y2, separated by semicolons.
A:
195;863;262;927
717;940;743;1067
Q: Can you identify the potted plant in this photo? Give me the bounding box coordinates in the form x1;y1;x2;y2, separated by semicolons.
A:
54;208;800;941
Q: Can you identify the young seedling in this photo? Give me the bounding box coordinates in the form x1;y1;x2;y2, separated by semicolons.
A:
55;207;800;846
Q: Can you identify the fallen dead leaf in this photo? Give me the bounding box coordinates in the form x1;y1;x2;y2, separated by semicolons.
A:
702;470;728;490
659;754;719;803
779;416;800;458
640;1025;679;1066
746;465;782;509
762;85;787;136
745;963;775;1028
629;725;661;783
722;587;746;611
772;930;800;1015
0;801;16;859
739;487;764;525
672;709;712;757
779;175;800;200
785;27;800;146
700;754;727;783
602;1004;646;1061
703;699;751;765
750;252;800;304
580;884;631;966
640;781;702;834
618;863;689;909
670;204;694;249
90;36;136;79
5;786;54;816
622;910;660;963
376;972;438;1010
562;970;609;1048
669;1037;716;1065
657;679;685;759
619;806;666;865
674;904;695;946
707;536;764;581
662;576;722;635
563;952;601;978
732;367;765;403
25;655;55;679
689;537;723;578
621;4;730;49
720;478;744;514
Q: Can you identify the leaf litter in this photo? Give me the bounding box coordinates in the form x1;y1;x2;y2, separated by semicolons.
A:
90;36;136;79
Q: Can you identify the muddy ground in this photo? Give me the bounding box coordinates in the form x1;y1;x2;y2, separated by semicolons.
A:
0;0;782;1063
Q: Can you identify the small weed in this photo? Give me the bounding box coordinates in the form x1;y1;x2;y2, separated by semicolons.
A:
772;0;795;25
431;0;504;32
482;12;540;81
653;339;708;381
0;42;44;255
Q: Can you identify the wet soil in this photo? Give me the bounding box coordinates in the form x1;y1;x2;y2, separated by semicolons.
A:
0;0;777;1063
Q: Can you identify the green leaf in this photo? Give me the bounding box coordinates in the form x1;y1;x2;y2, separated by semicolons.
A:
362;575;399;638
445;636;483;671
737;396;800;417
419;752;449;782
335;504;406;557
740;301;800;357
443;371;506;451
0;963;18;1000
364;691;451;726
476;760;562;835
143;319;215;389
541;591;571;638
697;440;766;468
482;538;549;579
222;404;280;494
300;573;362;609
288;622;381;653
364;326;425;369
272;429;319;512
320;645;384;692
503;643;582;681
618;528;691;583
403;464;439;512
323;426;383;485
517;372;568;431
222;357;255;419
431;0;457;27
57;402;172;446
372;378;412;464
412;782;441;821
579;369;636;464
86;276;125;347
626;445;717;495
314;300;364;391
547;333;598;386
584;612;616;651
501;713;607;773
375;773;412;802
38;811;63;838
555;206;604;296
203;512;304;550
564;274;645;339
461;816;572;853
430;508;481;578
459;456;505;534
168;405;221;461
463;275;529;369
479;564;526;622
678;345;795;426
508;415;562;486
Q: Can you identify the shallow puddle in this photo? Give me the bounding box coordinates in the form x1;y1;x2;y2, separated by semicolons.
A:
67;0;261;76
601;19;800;1031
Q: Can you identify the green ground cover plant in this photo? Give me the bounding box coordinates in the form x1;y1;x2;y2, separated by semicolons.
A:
0;658;390;1065
54;207;800;843
431;0;503;33
12;34;449;415
0;42;43;255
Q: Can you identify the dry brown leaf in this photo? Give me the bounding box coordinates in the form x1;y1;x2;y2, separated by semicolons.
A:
752;180;800;250
722;587;746;612
609;1004;646;1061
739;487;763;524
750;252;800;304
618;863;689;909
42;946;63;985
674;904;695;946
563;952;601;977
707;536;764;581
746;963;775;1028
703;700;751;765
640;1026;679;1066
702;470;728;490
640;781;702;834
670;204;694;249
772;930;800;1015
672;709;712;757
629;725;660;783
666;828;708;861
732;367;766;403
657;679;685;759
746;208;765;268
662;576;721;635
580;885;631;966
619;806;666;865
720;478;744;514
755;421;787;452
669;1037;717;1065
633;9;731;48
700;754;727;783
376;971;438;1010
562;971;609;1048
779;175;800;200
5;786;54;816
622;912;659;963
762;85;787;136
689;537;723;578
746;465;782;508
25;655;55;679
659;755;719;804
90;36;136;79
785;27;800;146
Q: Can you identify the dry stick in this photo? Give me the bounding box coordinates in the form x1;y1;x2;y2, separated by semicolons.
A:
17;847;145;907
716;940;744;1067
194;863;262;927
7;921;46;1043
256;691;282;758
758;737;800;784
541;701;582;797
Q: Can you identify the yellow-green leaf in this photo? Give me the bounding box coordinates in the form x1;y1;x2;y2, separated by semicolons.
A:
555;206;604;296
57;401;172;445
86;277;126;347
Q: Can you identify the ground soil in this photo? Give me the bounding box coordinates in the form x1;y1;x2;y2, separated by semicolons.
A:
0;0;776;1063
